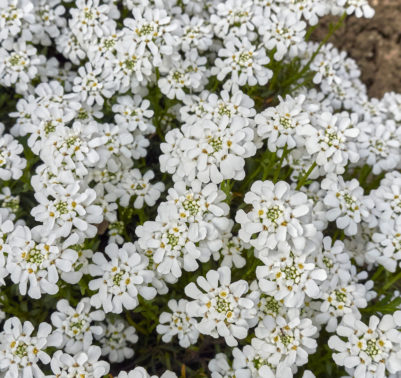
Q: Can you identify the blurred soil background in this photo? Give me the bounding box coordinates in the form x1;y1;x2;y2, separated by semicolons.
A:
313;0;401;98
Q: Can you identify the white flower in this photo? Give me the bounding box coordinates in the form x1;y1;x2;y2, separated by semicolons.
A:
51;298;105;354
31;183;103;242
89;242;156;313
370;171;401;221
185;266;256;347
112;95;155;134
255;94;316;152
356;119;401;175
30;0;66;46
256;10;306;61
236;180;317;257
232;344;293;378
316;283;368;332
137;181;230;280
328;312;401;377
0;38;44;93
55;27;86;65
6;225;78;298
178;15;213;52
337;0;375;18
306;112;360;175
61;245;93;284
156;299;199;348
136;203;207;280
108;169;164;208
0;127;26;180
165;180;230;240
257;251;327;308
117;367;177;378
72;62;115;106
210;0;255;39
254;308;318;367
160;117;256;184
69;0;116;43
110;38;153;92
313;236;352;287
158;50;207;100
366;218;401;272
40;121;104;178
208;353;236;378
96;319;138;363
212;37;272;89
49;346;110;378
322;174;375;236
212;221;247;269
0;208;14;285
0;0;35;41
0;317;61;378
287;0;328;26
122;7;178;66
179;89;256;127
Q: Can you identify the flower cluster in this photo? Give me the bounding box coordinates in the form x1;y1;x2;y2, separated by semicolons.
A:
2;0;401;377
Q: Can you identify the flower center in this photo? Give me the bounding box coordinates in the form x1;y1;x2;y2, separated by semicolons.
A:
266;205;283;223
322;255;334;269
208;137;223;153
55;201;69;215
279;116;293;129
26;247;46;265
282;265;301;282
112;271;124;286
182;197;200;216
261;294;280;315
280;333;294;347
365;339;380;357
14;342;28;358
167;232;180;248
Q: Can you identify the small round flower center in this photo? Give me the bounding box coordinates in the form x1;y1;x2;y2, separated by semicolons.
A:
279;116;293;129
110;221;124;235
112;271;124;286
324;128;341;147
218;104;231;117
365;339;380;357
9;54;22;66
44;121;56;135
343;193;356;207
14;342;28;358
172;71;184;83
182;197;200;216
266;205;283;224
138;24;154;36
55;201;69;215
69;319;86;335
334;289;347;303
252;356;271;370
215;293;233;314
208;137;223;153
282;265;301;283
261;294;280;315
279;332;294;347
322;255;334;269
167;232;180;248
124;57;137;70
237;51;252;67
26;247;46;265
77;109;89;120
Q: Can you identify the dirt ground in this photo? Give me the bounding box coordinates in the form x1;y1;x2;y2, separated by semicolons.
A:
313;0;401;99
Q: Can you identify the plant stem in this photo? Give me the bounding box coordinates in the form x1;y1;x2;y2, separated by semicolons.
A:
296;161;317;190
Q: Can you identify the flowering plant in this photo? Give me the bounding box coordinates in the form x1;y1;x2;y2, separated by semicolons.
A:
1;0;400;377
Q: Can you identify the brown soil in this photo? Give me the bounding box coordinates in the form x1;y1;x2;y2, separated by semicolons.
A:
312;0;401;99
